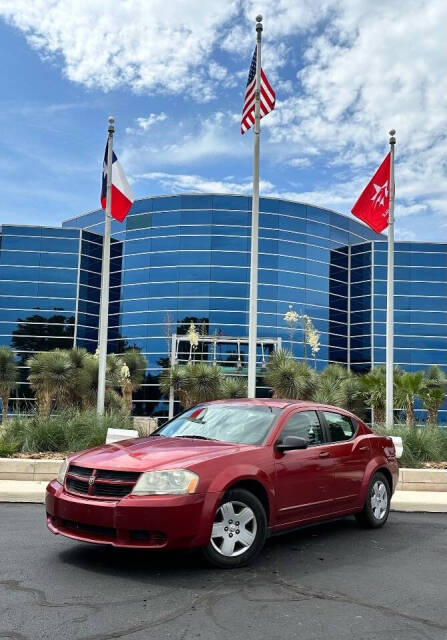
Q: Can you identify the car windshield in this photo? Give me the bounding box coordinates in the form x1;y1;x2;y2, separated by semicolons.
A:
156;404;281;445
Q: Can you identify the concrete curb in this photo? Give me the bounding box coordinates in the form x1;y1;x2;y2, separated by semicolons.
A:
0;458;63;482
0;480;47;503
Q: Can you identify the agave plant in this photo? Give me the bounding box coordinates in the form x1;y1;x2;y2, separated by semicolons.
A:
0;346;18;424
264;350;317;400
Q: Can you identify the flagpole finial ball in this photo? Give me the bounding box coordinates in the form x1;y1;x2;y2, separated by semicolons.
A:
256;15;262;22
389;129;396;136
108;116;115;125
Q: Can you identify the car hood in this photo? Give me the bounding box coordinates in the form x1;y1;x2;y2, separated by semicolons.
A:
70;436;251;472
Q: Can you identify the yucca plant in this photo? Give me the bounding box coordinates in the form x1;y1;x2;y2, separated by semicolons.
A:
0;346;18;424
264;350;317;400
219;376;248;399
119;349;147;415
27;350;72;418
312;363;361;412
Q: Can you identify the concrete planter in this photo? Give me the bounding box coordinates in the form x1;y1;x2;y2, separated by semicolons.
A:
397;468;447;492
1;459;447;490
0;458;63;482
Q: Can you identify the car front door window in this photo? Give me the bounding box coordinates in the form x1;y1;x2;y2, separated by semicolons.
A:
280;410;324;446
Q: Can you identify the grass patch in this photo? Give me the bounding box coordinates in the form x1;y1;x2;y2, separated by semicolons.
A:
0;410;132;455
373;424;447;468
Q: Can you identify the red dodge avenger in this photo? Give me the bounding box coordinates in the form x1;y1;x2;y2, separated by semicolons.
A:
46;399;399;568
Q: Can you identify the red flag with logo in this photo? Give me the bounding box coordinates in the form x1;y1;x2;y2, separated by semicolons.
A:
351;153;391;233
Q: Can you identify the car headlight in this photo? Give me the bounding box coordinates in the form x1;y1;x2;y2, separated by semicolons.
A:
131;469;199;496
57;459;68;485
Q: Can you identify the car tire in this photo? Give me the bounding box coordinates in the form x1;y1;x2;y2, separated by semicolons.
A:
201;488;267;569
355;471;391;529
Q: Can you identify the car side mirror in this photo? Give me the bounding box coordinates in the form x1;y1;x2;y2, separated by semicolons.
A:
275;436;308;453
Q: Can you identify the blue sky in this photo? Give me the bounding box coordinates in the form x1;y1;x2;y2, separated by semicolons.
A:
0;0;445;240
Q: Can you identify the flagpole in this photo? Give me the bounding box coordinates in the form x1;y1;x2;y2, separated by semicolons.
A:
97;116;114;416
385;129;396;427
247;15;263;399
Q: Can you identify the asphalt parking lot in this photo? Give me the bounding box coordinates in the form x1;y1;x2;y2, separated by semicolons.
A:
1;505;446;640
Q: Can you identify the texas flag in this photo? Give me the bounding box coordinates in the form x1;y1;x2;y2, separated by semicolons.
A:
351;153;391;233
100;142;134;222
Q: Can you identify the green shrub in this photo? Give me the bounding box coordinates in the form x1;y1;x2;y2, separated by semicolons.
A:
373;424;447;467
0;409;132;455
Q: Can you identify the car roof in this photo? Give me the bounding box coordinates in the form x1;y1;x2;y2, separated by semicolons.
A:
203;397;359;417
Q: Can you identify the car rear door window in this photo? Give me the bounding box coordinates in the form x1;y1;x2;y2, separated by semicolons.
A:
323;411;356;442
280;411;324;446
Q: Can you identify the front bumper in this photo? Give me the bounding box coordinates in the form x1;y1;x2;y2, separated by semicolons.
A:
46;480;220;550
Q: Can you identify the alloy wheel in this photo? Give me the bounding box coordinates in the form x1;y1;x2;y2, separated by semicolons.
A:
370;480;388;520
210;500;257;557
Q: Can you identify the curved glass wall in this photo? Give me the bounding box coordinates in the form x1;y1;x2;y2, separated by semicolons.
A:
63;194;380;417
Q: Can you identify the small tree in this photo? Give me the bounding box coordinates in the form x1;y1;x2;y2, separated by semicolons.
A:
27;350;72;418
119;349;147;415
395;371;425;426
0;346;18;424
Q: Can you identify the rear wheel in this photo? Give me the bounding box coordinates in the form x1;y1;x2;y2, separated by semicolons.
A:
201;488;267;569
356;472;391;528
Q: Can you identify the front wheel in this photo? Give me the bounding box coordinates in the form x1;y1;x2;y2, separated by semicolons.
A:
356;472;391;528
201;488;267;569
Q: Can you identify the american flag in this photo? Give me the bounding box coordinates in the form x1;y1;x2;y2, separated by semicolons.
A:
241;46;276;134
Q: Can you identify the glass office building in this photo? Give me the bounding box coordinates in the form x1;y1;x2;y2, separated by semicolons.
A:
1;194;446;420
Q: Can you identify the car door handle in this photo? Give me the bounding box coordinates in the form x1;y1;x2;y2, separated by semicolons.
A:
319;451;331;458
359;446;369;452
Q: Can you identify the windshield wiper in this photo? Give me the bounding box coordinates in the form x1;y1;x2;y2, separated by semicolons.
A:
176;435;214;440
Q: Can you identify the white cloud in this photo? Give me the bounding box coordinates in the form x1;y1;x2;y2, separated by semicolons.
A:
125;112;167;134
1;0;445;234
133;171;275;195
0;0;240;97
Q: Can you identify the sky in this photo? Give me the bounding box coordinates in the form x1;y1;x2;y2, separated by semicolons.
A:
0;0;446;241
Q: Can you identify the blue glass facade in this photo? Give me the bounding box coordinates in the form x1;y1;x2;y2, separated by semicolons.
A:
0;225;103;406
1;194;445;420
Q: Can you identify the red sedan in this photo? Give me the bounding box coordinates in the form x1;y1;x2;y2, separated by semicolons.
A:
46;399;399;568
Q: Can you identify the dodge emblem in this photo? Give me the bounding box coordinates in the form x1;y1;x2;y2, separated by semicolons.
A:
88;476;95;486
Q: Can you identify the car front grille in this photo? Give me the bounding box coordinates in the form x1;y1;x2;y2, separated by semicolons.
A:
65;464;140;500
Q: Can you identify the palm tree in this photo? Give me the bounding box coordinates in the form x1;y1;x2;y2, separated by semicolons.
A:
27;350;72;418
0;346;18;424
420;365;446;426
119;349;147;415
264;350;317;400
394;371;425;426
359;367;386;424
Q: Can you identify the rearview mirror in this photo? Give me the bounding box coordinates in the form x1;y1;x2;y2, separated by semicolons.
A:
275;436;308;453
